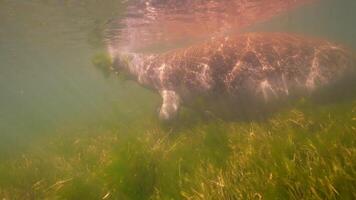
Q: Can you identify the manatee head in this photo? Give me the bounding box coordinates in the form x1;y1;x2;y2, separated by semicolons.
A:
92;51;135;80
113;52;133;70
112;52;135;81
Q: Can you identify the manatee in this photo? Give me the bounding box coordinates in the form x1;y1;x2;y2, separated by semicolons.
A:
109;32;355;121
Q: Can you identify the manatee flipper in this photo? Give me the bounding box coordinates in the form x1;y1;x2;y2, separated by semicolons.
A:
159;90;180;121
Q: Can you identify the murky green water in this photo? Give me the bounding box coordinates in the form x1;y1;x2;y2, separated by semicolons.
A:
0;0;159;156
0;0;355;199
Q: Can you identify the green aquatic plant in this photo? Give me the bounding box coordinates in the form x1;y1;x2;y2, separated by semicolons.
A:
91;52;113;78
0;99;355;199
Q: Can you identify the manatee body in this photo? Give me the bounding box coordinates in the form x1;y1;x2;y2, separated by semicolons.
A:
111;33;355;120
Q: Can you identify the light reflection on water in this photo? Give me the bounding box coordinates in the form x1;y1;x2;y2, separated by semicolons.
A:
106;0;314;52
0;0;355;155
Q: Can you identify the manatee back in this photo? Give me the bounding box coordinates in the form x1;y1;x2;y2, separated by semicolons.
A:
146;32;355;103
213;33;356;101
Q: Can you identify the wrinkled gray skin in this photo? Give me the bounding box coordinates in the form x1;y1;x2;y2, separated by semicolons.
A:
110;33;355;121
